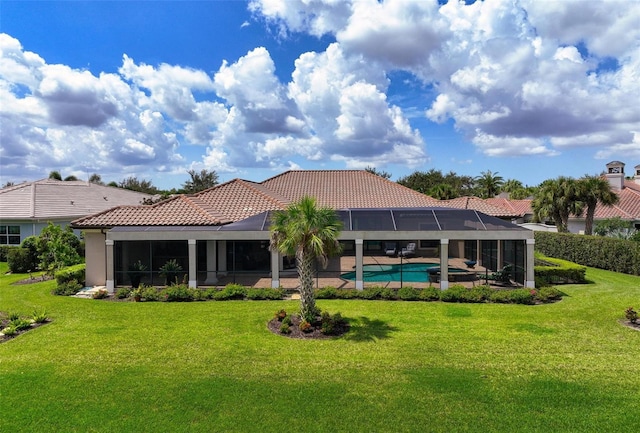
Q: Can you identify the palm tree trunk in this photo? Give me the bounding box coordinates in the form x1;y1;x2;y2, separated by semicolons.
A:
584;206;596;235
297;249;317;322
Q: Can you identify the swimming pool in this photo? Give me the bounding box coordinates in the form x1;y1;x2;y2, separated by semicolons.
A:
340;262;469;283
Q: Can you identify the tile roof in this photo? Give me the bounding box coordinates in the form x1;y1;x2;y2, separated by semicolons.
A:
0;179;152;220
487;179;640;221
73;170;442;228
439;196;522;218
485;198;533;216
261;170;441;208
593;180;640;219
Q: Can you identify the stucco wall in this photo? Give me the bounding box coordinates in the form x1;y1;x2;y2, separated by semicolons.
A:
84;230;106;287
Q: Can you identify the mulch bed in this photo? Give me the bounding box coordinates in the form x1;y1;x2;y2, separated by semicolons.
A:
11;275;53;285
0;319;51;343
620;320;640;331
267;314;350;340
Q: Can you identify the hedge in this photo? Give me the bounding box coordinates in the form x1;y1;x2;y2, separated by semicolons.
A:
55;263;86;286
534;252;587;285
534;231;640;276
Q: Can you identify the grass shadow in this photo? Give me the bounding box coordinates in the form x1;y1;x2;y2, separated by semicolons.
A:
342;316;399;342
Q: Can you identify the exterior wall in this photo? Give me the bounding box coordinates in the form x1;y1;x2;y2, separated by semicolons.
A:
0;219;78;244
84;230;106;287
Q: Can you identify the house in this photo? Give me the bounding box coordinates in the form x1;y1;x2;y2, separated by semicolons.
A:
0;179;153;245
487;161;640;234
72;170;535;291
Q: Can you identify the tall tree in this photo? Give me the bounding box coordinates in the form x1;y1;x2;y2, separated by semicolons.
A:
364;166;392;180
577;175;619;235
48;170;62;180
428;183;458;200
89;173;104;185
181;169;219;193
270;196;342;322
64;175;78;181
474;170;504;198
532;177;583;232
119;176;159;194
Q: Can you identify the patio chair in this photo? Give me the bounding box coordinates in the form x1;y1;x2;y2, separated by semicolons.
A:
384;242;397;257
399;242;416;257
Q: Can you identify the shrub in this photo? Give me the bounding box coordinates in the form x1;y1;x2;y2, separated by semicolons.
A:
535;287;563;302
419;286;441;301
53;279;82;296
279;323;291;334
162;284;195;302
490;289;535;305
439;285;468;303
213;284;247;300
0;245;15;262
1;326;17;336
535;232;640;276
274;309;287;321
8;311;21;321
7;247;36;273
337;289;358;299
32;309;48;324
320;311;346;335
140;286;161;302
246;288;284;300
299;320;312;333
55;264;86;286
92;289;109;299
625;307;638;324
115;287;132;299
397;286;420;301
359;286;383;300
282;314;292;326
315;287;339;299
10;318;32;331
380;288;397;300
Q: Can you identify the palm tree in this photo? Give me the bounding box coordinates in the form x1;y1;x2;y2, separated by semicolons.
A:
270;196;342;322
474;170;504;198
532;177;583;232
577;176;619;235
428;183;458;200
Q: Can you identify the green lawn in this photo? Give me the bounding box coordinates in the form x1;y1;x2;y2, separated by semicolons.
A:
1;262;639;432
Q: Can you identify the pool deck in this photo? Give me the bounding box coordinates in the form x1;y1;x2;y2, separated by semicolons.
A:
214;256;500;290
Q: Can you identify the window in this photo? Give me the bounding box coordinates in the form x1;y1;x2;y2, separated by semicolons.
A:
0;225;21;245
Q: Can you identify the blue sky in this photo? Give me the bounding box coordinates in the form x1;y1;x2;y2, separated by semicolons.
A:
1;0;639;190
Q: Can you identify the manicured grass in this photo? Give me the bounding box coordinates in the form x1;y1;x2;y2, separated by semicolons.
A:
1;262;639;432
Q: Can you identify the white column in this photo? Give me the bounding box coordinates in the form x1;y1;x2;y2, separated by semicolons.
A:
271;249;280;288
188;239;197;288
204;240;218;285
526;238;535;288
440;239;449;290
355;239;364;290
105;239;114;293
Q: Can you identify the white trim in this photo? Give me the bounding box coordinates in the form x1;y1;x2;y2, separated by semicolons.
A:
106;280;115;293
271;279;280;288
526;280;535;288
188;280;197;288
356;280;364;290
440;280;449;290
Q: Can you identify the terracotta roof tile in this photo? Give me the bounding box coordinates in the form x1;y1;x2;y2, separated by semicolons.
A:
485;198;533;216
261;170;440;208
439;196;522;217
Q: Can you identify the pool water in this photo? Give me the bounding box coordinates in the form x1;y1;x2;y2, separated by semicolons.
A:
340;262;468;283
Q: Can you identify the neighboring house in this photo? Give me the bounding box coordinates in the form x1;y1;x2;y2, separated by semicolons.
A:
487;161;640;234
72;170;534;291
0;179;153;245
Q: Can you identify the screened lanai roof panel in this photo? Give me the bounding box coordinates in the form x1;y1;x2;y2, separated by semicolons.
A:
393;209;440;231
212;207;529;232
351;209;395;231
